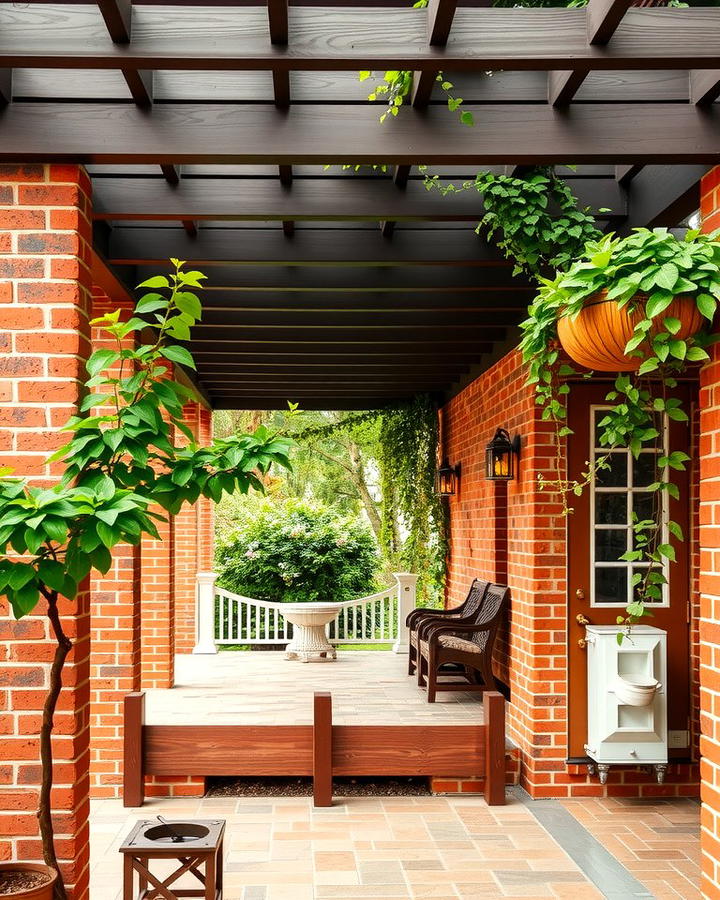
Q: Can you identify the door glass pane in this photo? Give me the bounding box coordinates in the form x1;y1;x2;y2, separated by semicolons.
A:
632;453;659;488
595;493;628;525
590;406;670;607
632;492;655;524
595;567;628;604
596;454;627;488
595;529;628;562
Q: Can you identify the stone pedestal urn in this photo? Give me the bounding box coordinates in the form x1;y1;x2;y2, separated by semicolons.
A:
281;602;344;662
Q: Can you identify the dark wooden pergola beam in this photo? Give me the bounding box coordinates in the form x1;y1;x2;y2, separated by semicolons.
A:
104;228;505;266
133;264;528;290
2;7;718;71
91;176;627;220
189;350;491;364
549;0;631;107
5;103;719;164
196;308;520;327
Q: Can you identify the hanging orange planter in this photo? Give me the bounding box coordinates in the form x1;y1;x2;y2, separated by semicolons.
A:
557;290;703;372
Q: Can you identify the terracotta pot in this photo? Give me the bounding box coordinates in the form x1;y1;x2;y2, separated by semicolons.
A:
557;290;703;372
0;863;58;899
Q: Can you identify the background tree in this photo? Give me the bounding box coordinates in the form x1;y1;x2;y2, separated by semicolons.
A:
0;261;292;898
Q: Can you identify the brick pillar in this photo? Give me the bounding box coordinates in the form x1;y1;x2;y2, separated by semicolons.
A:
141;514;175;689
698;166;720;897
88;288;142;798
0;164;93;899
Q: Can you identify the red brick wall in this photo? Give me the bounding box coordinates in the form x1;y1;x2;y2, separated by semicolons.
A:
0;164;93;899
443;344;701;799
442;349;569;797
699;166;720;896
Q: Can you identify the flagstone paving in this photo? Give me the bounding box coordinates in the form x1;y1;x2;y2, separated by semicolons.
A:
89;790;700;899
144;652;483;726
560;796;701;899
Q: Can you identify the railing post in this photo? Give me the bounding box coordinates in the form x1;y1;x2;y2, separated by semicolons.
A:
123;692;145;808
483;690;506;806
193;571;219;655
392;572;419;654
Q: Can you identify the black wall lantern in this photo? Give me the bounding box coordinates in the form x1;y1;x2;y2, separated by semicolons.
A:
436;457;460;496
485;428;521;481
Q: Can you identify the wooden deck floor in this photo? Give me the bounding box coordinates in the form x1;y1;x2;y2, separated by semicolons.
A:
146;651;485;726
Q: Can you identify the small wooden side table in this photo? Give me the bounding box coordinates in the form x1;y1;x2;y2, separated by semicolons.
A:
120;819;225;900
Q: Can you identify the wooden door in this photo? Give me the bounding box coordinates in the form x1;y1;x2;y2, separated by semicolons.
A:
567;384;693;759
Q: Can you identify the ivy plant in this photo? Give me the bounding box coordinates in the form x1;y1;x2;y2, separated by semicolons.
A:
520;228;720;637
0;260;292;897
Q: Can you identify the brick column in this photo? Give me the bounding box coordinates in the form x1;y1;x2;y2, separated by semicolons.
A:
0;164;93;899
141;514;175;689
698;166;720;897
88;288;142;798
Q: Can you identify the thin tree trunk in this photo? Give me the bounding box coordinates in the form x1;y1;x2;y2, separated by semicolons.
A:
347;443;383;541
39;589;71;900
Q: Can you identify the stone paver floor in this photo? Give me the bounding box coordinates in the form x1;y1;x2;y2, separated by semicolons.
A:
561;797;701;899
89;791;700;900
145;652;483;725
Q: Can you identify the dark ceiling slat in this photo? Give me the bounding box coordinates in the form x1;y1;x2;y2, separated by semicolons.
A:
105;227;503;265
690;70;720;106
98;0;133;43
1;7;718;70
189;350;490;363
197;308;519;326
135;264;528;290
190;325;506;341
149;292;527;310
188;340;492;352
549;0;631;107
210;398;422;411
5;103;719;164
203;375;451;384
619;164;707;232
196;363;469;373
92;176;626;220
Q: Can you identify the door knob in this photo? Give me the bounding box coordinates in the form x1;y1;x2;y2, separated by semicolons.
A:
575;588;586;600
576;614;590;626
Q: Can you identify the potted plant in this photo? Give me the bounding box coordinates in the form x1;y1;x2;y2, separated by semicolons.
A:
0;260;292;899
520;227;720;636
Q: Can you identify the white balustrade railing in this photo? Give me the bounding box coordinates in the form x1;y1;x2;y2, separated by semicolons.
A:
193;572;419;656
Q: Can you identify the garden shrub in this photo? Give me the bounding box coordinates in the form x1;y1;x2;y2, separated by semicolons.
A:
216;499;379;604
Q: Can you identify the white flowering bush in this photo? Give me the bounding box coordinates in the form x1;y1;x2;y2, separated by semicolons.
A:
216;499;379;603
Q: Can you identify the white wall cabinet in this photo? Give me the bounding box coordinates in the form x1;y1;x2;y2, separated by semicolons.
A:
584;624;667;784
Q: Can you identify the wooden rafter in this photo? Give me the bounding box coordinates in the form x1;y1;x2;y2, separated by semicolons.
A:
549;0;631;107
1;7;717;72
690;70;720;106
0;69;11;105
97;0;133;44
412;0;458;108
14;103;712;164
160;163;199;239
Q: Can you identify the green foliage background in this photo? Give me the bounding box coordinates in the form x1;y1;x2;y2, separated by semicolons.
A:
216;499;378;604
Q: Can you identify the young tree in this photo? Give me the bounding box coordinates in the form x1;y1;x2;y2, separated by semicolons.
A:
0;260;292;898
